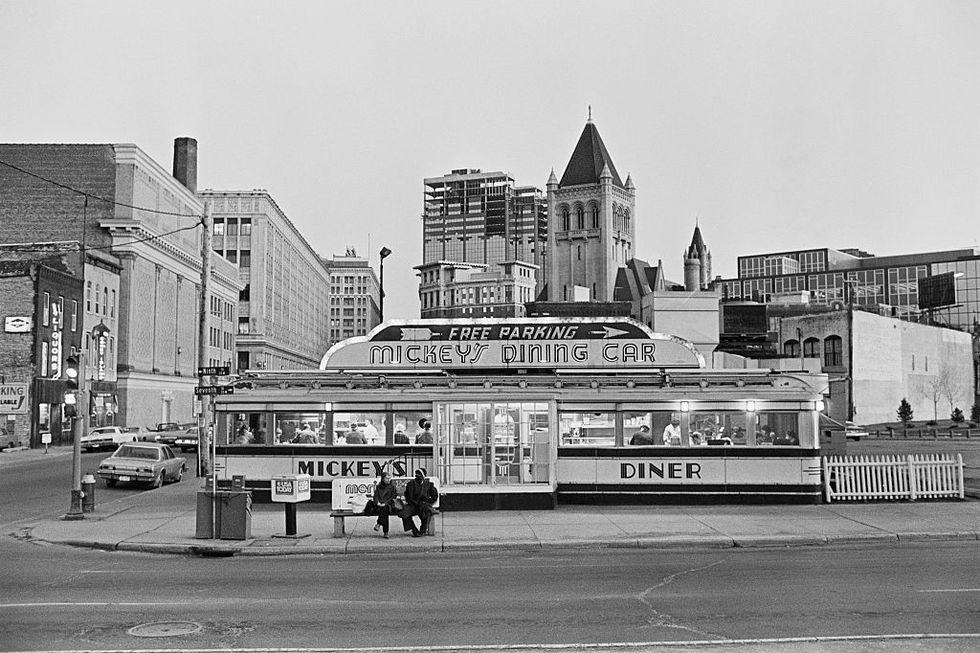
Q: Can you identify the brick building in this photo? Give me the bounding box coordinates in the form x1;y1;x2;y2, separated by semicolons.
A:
0;252;83;447
0;140;240;434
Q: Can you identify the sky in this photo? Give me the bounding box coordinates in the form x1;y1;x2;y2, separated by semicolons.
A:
2;0;978;319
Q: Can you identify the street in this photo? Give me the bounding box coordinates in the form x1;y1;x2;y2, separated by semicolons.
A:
0;447;189;526
0;538;977;651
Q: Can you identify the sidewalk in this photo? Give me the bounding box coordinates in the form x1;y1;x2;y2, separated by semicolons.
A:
10;468;980;557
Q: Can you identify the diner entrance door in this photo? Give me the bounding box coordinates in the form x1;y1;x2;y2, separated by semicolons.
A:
434;401;552;487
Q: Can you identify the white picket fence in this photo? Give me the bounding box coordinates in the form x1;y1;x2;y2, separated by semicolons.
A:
823;454;964;502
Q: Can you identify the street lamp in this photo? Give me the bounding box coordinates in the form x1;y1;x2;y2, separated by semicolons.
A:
379;246;392;322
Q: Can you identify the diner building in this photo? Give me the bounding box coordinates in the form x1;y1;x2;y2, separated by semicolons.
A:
210;318;828;508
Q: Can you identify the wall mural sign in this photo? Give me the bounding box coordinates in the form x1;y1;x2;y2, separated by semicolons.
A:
320;318;705;371
4;316;32;333
0;384;29;414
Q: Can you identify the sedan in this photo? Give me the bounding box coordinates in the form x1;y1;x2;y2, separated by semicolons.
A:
844;421;869;441
81;426;138;452
96;443;187;488
174;427;199;452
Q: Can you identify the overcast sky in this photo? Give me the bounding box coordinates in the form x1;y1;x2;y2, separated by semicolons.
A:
2;0;978;319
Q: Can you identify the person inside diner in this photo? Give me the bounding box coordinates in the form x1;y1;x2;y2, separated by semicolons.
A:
629;424;655;445
773;430;800;445
345;424;367;444
661;417;681;446
394;423;410;444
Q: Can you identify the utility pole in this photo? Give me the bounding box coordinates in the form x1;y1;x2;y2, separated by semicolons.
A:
65;351;87;520
197;202;212;478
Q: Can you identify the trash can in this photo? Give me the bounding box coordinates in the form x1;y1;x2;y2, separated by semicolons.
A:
81;474;96;513
218;490;252;539
195;489;252;539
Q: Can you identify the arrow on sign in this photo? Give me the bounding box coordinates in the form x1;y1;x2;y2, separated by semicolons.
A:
599;326;631;339
400;327;435;341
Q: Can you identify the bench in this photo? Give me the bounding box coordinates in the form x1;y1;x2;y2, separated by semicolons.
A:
330;476;441;538
328;507;440;538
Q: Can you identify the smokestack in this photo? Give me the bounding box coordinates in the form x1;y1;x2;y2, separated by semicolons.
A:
173;137;198;193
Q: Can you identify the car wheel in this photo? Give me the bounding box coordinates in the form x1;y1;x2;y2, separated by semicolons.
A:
173;467;183;483
153;471;165;489
105;478;117;488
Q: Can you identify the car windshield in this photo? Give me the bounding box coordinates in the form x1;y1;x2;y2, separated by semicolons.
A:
114;446;160;460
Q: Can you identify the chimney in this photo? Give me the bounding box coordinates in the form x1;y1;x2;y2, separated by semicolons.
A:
173;137;198;193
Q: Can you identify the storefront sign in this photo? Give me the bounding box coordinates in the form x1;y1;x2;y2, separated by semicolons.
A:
221;455;433;485
92;323;109;381
321;319;704;371
0;384;29;414
4;316;32;333
558;457;818;485
49;306;62;378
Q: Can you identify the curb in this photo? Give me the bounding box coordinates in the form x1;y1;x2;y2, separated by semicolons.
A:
32;530;980;557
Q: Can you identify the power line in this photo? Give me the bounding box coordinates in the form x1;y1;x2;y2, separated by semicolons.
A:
0;157;203;219
0;222;203;254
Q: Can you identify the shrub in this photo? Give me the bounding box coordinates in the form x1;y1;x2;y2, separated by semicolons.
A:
951;408;965;424
897;398;914;425
926;420;938;427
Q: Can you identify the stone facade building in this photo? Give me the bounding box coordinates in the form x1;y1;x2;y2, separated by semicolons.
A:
201;190;334;371
547;118;635;303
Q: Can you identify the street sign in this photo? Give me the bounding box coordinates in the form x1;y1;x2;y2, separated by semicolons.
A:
194;385;234;396
198;366;230;376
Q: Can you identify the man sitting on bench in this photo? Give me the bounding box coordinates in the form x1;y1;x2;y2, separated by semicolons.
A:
402;468;438;537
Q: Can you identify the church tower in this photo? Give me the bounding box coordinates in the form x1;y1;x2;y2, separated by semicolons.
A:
547;116;635;302
683;223;711;290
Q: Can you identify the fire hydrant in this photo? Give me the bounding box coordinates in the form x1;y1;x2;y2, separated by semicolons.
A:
81;474;96;513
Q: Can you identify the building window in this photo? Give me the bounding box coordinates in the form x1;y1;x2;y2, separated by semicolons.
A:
110;290;116;318
803;337;820;358
94;284;101;315
823;335;843;367
240;218;252;235
71;300;78;332
624;209;630;232
576;206;585;230
85;282;92;312
213;219;225;236
102;287;108;316
239;250;251;268
577;246;582;261
42;292;50;326
783;339;800;358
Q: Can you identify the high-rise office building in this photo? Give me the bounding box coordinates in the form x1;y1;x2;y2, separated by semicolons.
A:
201;190;332;371
323;250;380;345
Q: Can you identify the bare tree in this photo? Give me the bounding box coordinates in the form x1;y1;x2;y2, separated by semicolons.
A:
919;369;952;421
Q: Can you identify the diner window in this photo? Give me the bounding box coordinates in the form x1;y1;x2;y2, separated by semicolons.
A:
823;335;843;367
690;411;747;446
393;412;432;446
754;412;800;446
560;412;615;446
270;412;328;445
332;412;387;446
624;411;679;446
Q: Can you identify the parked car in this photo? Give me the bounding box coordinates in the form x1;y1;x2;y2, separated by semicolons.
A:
96;442;186;488
174;427;199;452
121;426;151;442
844;421;869;441
81;426;139;452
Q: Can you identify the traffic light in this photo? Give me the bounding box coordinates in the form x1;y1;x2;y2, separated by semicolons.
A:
63;390;77;418
64;354;79;390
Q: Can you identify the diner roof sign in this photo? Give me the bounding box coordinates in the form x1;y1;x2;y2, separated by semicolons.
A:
320;318;704;371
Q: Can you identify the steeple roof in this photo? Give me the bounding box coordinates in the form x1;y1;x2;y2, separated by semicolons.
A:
559;122;625;189
687;224;708;258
